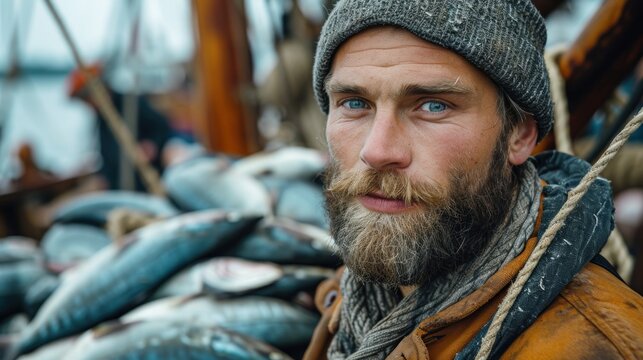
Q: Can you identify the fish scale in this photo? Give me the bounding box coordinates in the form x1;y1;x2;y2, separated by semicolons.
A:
12;210;261;357
64;320;293;360
123;295;319;349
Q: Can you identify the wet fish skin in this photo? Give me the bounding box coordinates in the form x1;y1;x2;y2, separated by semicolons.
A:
0;315;27;337
13;210;261;356
231;146;327;180
52;191;179;226
64;320;293;360
248;265;335;300
40;225;111;273
0;238;41;265
259;177;329;229
221;218;340;267
23;275;60;320
164;156;272;215
16;337;76;360
147;260;206;301
123;294;319;349
0;261;48;320
200;257;333;300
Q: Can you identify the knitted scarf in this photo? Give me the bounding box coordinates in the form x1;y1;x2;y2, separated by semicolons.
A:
328;163;542;359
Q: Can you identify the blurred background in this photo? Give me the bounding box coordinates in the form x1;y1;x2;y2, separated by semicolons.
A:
0;1;641;358
0;0;641;288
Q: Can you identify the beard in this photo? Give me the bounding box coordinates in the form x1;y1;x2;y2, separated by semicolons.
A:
324;139;517;287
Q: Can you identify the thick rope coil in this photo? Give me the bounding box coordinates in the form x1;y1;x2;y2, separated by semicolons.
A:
545;48;633;280
476;108;643;360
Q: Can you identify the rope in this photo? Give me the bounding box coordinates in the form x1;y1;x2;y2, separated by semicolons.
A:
545;47;574;155
600;229;634;282
43;0;166;197
544;47;634;280
475;108;643;360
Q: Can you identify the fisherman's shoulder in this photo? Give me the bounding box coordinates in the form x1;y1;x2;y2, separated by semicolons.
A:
503;262;643;360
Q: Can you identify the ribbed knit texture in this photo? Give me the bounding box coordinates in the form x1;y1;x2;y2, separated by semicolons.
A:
327;163;543;359
313;0;553;141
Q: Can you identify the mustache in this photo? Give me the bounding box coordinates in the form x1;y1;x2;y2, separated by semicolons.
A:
325;165;450;207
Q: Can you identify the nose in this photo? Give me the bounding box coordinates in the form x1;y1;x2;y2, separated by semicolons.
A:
359;110;411;170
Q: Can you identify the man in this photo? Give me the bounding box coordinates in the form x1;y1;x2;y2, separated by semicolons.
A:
304;1;643;359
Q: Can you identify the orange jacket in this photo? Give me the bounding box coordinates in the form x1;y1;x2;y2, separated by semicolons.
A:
304;236;643;359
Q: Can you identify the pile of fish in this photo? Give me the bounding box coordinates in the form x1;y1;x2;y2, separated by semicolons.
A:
0;147;340;359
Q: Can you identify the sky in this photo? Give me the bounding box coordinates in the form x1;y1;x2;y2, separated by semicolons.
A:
0;0;195;71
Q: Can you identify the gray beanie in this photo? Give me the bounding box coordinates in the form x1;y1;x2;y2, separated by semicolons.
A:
313;0;553;140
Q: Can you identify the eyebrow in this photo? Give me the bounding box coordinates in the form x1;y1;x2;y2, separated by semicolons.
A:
325;81;472;100
395;83;472;98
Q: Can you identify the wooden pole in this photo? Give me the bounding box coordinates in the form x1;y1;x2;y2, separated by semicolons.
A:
43;0;166;196
192;0;258;155
534;0;643;153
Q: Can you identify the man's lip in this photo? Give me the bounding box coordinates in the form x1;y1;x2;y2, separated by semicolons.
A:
358;193;416;213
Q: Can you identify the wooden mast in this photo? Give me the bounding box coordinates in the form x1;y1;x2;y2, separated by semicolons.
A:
192;0;258;155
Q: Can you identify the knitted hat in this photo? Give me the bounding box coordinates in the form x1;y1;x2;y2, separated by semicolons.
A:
313;0;553;140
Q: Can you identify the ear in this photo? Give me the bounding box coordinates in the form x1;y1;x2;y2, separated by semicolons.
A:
508;117;538;165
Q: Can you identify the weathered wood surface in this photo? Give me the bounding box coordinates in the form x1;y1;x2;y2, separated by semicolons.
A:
192;0;258;155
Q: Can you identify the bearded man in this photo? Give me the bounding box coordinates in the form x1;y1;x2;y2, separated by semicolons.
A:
303;1;643;359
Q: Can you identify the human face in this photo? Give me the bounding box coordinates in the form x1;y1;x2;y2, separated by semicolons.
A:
325;27;503;207
324;27;515;286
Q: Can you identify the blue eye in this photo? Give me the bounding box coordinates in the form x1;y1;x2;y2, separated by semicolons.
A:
421;101;448;113
342;99;368;110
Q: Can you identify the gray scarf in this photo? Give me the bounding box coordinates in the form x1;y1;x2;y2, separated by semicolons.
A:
328;163;542;359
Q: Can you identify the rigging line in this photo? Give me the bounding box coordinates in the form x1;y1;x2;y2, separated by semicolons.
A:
475;108;643;360
0;0;36;180
43;0;166;197
262;0;306;145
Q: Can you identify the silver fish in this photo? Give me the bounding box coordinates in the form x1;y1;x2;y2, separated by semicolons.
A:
221;217;340;267
147;260;207;301
0;261;47;320
0;315;27;336
40;224;111;273
163;156;272;215
53;191;178;226
16;337;76;360
23;275;60;320
231;146;327;180
259;177;329;229
64;320;294;360
202;258;333;299
122;294;319;349
0;238;41;265
12;210;261;356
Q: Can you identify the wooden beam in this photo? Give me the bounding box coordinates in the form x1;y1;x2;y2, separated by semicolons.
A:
534;0;643;153
192;0;258;155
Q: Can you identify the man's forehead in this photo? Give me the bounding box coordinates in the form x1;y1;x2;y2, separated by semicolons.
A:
325;26;488;95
